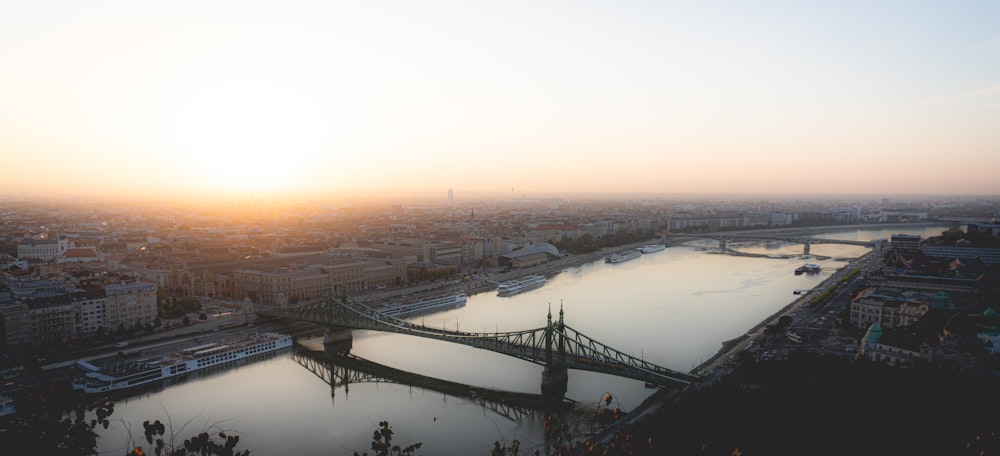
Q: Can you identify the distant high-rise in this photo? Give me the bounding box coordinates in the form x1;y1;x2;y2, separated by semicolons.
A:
448;188;454;207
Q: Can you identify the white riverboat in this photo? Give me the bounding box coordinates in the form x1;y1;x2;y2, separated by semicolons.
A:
72;332;292;394
605;250;641;263
496;275;546;296
638;244;665;254
379;293;468;318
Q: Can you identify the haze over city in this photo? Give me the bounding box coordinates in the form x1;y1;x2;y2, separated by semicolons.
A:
2;1;999;200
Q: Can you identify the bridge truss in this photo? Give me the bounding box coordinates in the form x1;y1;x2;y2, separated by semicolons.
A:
259;296;699;387
668;233;873;247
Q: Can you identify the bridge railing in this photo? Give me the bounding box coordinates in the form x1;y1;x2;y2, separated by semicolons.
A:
557;324;698;384
262;295;700;386
338;296;549;343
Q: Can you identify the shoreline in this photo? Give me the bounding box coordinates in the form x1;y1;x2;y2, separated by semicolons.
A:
608;248;874;442
363;221;945;306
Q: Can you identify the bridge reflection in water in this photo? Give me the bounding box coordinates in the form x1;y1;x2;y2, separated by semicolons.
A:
260;295;700;396
292;343;575;423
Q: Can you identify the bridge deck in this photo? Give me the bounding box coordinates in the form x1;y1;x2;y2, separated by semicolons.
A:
259;297;699;387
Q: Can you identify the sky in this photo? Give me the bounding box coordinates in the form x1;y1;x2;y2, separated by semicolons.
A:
2;1;998;200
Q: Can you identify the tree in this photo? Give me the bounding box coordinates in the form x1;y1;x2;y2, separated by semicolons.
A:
128;421;248;456
352;421;421;456
1;386;251;456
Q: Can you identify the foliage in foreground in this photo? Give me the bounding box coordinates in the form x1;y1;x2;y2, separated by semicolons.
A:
0;381;250;456
127;419;248;456
352;421;422;456
7;352;1000;455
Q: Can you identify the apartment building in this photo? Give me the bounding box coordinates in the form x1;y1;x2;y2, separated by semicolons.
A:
890;234;922;254
104;281;158;329
665;214;769;232
70;287;107;335
0;295;74;347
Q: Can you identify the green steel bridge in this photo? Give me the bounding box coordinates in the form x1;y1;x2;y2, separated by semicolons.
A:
258;295;700;389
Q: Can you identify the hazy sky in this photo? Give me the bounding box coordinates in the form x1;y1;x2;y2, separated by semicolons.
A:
2;1;998;199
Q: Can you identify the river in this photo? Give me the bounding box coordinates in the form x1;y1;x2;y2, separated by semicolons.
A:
91;225;949;455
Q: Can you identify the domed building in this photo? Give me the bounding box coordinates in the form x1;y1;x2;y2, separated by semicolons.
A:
860;322;925;366
498;243;560;269
860;322;883;354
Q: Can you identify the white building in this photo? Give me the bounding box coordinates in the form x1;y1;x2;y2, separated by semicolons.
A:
17;235;69;261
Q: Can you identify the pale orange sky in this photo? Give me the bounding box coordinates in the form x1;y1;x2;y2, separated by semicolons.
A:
2;1;998;199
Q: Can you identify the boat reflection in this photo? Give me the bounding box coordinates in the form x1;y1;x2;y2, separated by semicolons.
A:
292;345;574;422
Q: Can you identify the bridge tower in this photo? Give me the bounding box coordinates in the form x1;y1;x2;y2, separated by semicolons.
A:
324;293;354;346
541;305;568;398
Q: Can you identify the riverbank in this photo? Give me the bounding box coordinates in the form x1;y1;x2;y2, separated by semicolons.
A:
599;249;874;445
354;221;943;305
359;241;658;305
691;249;874;378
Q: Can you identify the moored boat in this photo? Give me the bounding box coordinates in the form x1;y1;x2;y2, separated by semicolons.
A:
638;244;665;254
496;275;546;296
795;263;821;275
379;293;468;318
73;332;292;394
605;250;641;263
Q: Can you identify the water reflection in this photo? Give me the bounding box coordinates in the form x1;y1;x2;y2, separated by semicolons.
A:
90;225;949;455
292;342;574;423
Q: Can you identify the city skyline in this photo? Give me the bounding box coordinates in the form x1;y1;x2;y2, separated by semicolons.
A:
2;1;999;199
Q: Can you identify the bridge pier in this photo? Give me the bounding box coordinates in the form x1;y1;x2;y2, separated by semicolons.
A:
540;366;568;399
324;328;353;346
803;241;810;255
718;239;726;250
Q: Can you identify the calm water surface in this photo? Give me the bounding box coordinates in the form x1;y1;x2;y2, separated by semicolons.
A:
95;226;947;455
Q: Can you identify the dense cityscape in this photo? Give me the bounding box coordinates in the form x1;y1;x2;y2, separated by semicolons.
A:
5;0;999;453
1;193;1000;454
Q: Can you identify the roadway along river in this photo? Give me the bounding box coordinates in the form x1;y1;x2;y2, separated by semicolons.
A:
92;225;949;456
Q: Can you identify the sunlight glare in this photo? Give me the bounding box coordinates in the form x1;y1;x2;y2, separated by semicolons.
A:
178;83;323;192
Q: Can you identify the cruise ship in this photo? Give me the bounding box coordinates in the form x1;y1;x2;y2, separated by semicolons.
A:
605;250;641;263
379;293;467;318
496;275;546;296
795;263;822;275
72;332;292;394
638;244;665;254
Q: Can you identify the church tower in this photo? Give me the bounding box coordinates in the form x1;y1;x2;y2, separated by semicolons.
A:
58;226;69;255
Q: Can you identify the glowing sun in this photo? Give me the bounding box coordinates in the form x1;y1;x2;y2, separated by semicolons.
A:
177;82;323;192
